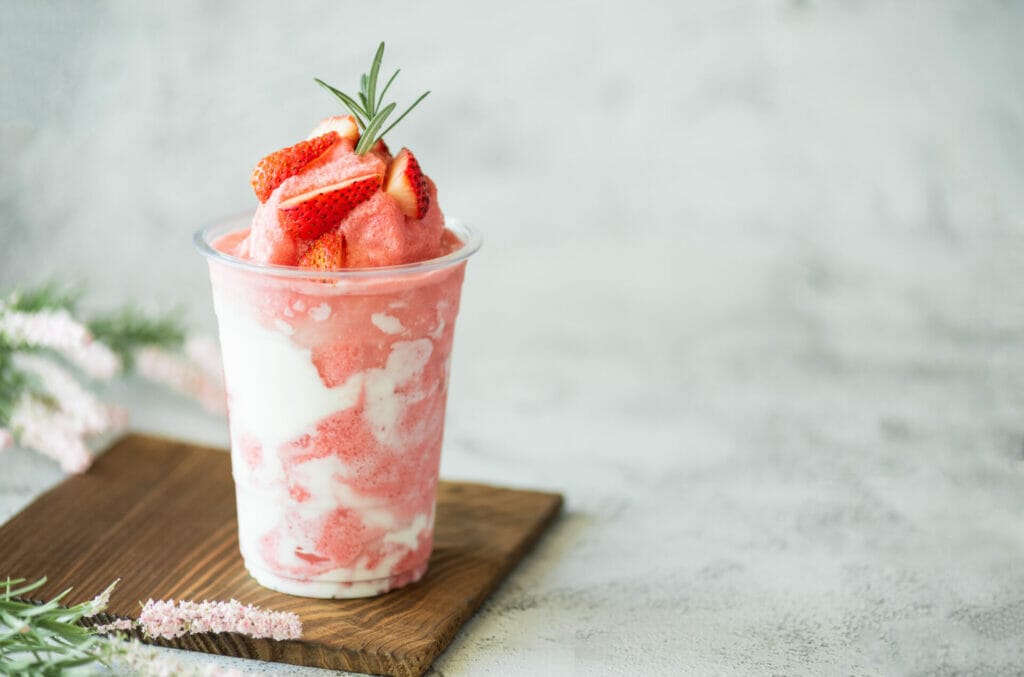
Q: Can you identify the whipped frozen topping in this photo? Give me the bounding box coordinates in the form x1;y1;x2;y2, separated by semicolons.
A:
226;117;446;269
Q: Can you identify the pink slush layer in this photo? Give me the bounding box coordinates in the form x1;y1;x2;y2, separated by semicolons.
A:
232;134;446;268
209;231;467;595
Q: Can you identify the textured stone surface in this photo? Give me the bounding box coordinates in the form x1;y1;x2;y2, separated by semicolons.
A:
2;1;1024;675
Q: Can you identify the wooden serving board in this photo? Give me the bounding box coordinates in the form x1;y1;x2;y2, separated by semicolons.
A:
0;434;563;676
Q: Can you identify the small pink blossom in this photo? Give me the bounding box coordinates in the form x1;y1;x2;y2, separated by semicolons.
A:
63;339;122;380
0;428;12;452
138;598;302;641
13;354;121;436
0;307;90;351
9;395;92;473
134;345;227;415
94;618;136;633
84;579;119;617
3;355;127;471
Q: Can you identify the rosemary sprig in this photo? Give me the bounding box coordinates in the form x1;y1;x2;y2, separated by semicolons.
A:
6;281;81;315
0;283;187;370
88;306;186;370
0;576;114;675
315;41;430;155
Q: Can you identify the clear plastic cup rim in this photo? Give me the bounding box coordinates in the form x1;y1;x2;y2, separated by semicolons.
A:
193;212;481;279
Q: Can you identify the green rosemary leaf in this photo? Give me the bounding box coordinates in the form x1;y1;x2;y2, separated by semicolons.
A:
0;601;43;619
0;626;26;643
377;69;400;110
41;652;105;670
0;608;24;628
7;281;82;314
365;42;386;118
21;596;71;618
3;577;46;599
314;79;369;127
0;350;32;426
317;43;430;155
354;102;395;155
88;306;185;371
34;620;91;639
0;351;29;426
379;90;430;139
0;576;107;675
360;73;374;118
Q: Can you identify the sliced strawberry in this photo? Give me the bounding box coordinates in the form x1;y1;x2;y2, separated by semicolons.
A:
251;132;339;203
299;232;346;270
384;148;430;219
307;115;360;143
278;175;381;240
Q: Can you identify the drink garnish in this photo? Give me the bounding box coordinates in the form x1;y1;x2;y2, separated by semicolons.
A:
315;42;430;156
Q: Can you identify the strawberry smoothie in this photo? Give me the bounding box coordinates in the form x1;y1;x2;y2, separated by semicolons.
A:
195;47;480;598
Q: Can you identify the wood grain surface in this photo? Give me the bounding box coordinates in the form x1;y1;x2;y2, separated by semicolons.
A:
0;434;563;676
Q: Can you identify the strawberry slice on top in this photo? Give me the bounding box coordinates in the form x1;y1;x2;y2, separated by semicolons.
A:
278;174;381;240
251;132;340;203
384;148;430;219
299;231;346;270
306;115;360;143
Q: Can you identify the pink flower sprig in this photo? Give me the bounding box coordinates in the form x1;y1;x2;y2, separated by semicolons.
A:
14;354;125;436
0;306;91;352
0;283;228;472
4;576;276;676
63;339;123;380
94;594;301;674
134;341;227;415
0;304;122;380
136;598;302;642
3;355;129;473
93;618;136;633
8;394;94;473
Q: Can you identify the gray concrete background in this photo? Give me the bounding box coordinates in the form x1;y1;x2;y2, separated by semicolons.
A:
2;1;1024;675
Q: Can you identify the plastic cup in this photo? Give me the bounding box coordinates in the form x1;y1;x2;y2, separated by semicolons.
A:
194;215;480;598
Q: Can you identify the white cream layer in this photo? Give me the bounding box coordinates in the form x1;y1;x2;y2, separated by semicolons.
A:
214;295;362;462
236;483;433;582
214;293;439;467
213;290;445;590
